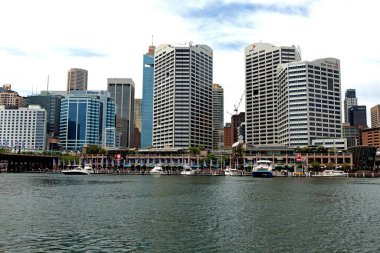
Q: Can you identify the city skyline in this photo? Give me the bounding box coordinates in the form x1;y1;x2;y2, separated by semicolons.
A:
1;0;380;123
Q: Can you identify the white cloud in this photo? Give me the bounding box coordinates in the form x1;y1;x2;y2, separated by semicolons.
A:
1;0;379;124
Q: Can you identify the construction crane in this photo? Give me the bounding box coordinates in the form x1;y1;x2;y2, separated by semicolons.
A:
233;90;245;115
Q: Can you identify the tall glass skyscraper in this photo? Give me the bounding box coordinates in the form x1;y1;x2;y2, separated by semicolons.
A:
58;91;116;151
141;45;155;148
344;89;357;124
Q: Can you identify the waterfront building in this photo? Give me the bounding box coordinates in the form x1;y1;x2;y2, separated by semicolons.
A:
348;105;367;128
342;123;361;148
141;45;155;148
277;58;342;147
0;105;46;150
153;43;213;149
370;104;380;128
107;78;135;148
212;84;224;149
58;90;116;151
245;43;301;145
344;89;357;124
311;138;347;151
361;127;380;148
67;68;88;91
224;123;232;147
0;84;25;109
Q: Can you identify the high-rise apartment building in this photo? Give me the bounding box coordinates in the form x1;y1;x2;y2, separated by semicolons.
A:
348;105;367;128
59;90;116;150
107;78;135;148
132;98;142;149
212;84;224;149
141;45;155;148
344;89;357;124
277;58;342;147
0;105;46;150
224;123;232;147
370;104;380;128
245;43;301;145
67;68;88;91
153;43;213;149
0;84;25;109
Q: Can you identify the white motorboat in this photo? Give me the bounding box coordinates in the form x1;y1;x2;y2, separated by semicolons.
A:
180;165;196;176
61;166;89;175
224;167;239;176
252;160;273;178
150;164;165;175
322;170;348;177
84;164;96;174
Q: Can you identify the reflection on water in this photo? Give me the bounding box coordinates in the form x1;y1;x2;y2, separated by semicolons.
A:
0;174;379;252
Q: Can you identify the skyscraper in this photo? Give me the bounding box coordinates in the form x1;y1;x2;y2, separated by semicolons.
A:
245;43;301;145
277;58;342;146
58;91;116;150
153;43;213;149
141;45;155;148
348;105;367;128
370;104;380;128
107;78;135;148
344;89;357;123
212;83;224;149
67;68;88;91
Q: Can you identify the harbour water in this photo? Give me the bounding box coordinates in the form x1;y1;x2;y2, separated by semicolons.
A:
0;174;379;252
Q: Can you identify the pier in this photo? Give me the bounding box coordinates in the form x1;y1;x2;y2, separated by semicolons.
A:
0;153;58;173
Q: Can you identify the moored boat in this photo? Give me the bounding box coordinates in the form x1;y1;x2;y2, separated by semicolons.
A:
322;170;348;177
61;166;89;175
180;165;196;175
149;164;165;175
252;160;273;178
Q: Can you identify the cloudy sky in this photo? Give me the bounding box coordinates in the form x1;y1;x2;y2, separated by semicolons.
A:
1;0;379;123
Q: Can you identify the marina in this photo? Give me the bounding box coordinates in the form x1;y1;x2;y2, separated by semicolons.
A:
0;173;379;252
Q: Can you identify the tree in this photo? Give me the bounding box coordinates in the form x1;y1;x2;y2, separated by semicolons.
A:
310;161;320;171
86;145;107;154
189;147;200;155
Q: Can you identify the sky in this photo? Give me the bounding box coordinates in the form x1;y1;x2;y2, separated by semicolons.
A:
1;0;380;123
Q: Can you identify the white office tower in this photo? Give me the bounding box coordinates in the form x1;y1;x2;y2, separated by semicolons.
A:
277;58;342;147
245;43;301;145
0;105;46;150
153;43;213;149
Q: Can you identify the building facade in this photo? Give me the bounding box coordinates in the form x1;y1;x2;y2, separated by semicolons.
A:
153;43;213;149
141;45;155;148
67;68;88;91
0;85;25;109
277;58;342;147
361;127;380;148
58;91;116;150
344;89;357;124
342;123;360;148
370;104;380;128
224;123;232;147
231;112;245;144
348;105;367;128
212;83;224;149
107;78;135;148
0;105;46;150
245;43;301;145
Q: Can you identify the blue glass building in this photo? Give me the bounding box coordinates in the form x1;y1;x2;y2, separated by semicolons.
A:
58;91;116;151
141;45;155;148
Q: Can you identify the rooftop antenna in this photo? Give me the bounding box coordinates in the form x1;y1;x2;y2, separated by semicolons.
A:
47;75;49;92
151;35;154;46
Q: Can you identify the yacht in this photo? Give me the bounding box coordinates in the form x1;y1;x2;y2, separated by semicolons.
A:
322;170;348;177
252;160;273;178
61;166;89;175
224;167;239;176
84;164;96;174
180;165;196;176
149;164;165;175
